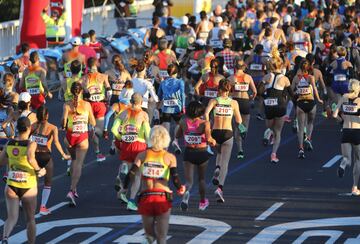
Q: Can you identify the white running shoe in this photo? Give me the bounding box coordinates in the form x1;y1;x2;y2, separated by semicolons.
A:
180;191;190;211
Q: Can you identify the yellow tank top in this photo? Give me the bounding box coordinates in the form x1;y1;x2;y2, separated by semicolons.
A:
141;149;170;181
87;73;105;102
25;71;44;96
64;76;82;102
67;101;89;133
296;75;314;101
6;140;37;189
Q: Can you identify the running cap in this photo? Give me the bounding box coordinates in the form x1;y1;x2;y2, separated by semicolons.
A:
71;37;82;46
19;92;31;103
181;16;189;25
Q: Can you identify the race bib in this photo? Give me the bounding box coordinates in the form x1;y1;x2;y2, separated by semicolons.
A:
297;87;311;95
8;170;29;183
189;59;197;65
121;134;138;143
112;83;124;91
235;32;244;39
214;105;233;116
72;123;87;133
176;48;186;55
264;98;278;106
250;64;262;71
204;90;218;98
210;40;222;47
159;70;169;78
65;71;72;78
89;94;104;102
27;88;40;95
142;162;165;179
30;135;48;146
184;134;202;145
163;99;178;107
199;32;209;38
343;104;358;114
166;35;174;42
334;74;347;81
235;83;249;92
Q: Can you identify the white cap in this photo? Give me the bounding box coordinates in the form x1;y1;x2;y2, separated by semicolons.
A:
283;14;291;24
181;16;189;25
19;92;31;103
214;16;223;23
71;37;82;46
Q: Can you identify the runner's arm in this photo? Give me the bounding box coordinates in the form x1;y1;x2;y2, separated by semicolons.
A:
204;99;216;121
0;144;8;166
52;126;69;159
333;96;343;118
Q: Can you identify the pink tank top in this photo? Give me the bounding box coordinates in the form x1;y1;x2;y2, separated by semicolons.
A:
184;118;207;148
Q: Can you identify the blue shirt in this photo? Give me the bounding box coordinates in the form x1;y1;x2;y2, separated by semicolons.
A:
158;77;185;114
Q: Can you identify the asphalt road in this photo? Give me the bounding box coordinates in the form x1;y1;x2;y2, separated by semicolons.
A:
0;94;360;243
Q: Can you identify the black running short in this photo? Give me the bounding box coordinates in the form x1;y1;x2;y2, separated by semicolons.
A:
264;105;286;120
161;112;182;123
297;100;316;113
35;151;51;168
183;147;211;165
341;128;360;145
211;129;233;145
234;97;250;115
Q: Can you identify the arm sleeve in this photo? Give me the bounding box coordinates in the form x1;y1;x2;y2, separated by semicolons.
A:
170;167;182;189
104;109;115;130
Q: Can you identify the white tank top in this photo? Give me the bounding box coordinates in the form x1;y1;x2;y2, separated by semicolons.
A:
209;27;223;48
292;31;308;52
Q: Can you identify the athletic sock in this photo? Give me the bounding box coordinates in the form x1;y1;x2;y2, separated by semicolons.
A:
41;186;51;207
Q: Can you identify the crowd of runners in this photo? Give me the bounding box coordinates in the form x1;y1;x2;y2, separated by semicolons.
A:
0;0;360;243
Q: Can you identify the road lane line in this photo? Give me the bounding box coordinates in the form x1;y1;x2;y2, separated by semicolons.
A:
322;155;342;168
255;202;284;221
35;202;68;219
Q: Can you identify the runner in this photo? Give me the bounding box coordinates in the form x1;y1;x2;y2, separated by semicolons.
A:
60;37;86;81
2;73;19;107
176;101;216;211
0;88;13;151
111;93;150;211
143;16;165;49
289;20;312;54
105;55;131;106
194;59;224;105
62;82;96;206
20;51;52;110
204;79;245;203
333;79;360;195
157;63;185;138
216;39;239;76
122;125;185;243
292;59;323;159
258;47;293;163
151;38;177;83
0;117;46;244
174;16;196;59
196;11;213;42
229;59;257;159
208;16;225;53
83;57;111;162
30;106;71;215
61;60;83;103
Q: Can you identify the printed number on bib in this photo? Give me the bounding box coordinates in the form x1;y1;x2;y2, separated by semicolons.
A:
112;83;124;91
184;135;202;145
343;104;358;114
334;74;347;81
28;88;40;95
163;99;178;107
89;94;104;102
215;105;233;116
73;123;87;133
297;87;311;95
30;135;48;146
235;32;244;39
204;90;218;98
264;98;278;106
142;162;165;179
121;134;138;143
166;35;174;42
8;171;29;183
250;64;262;71
159;70;169;78
210;40;222;47
235;83;249;92
176;48;186;55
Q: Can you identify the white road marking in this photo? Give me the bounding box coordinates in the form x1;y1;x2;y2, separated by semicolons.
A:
293;230;343;244
248;216;360;243
323;155;342;168
9;215;231;243
35;202;68;219
48;227;113;244
255;202;284;221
